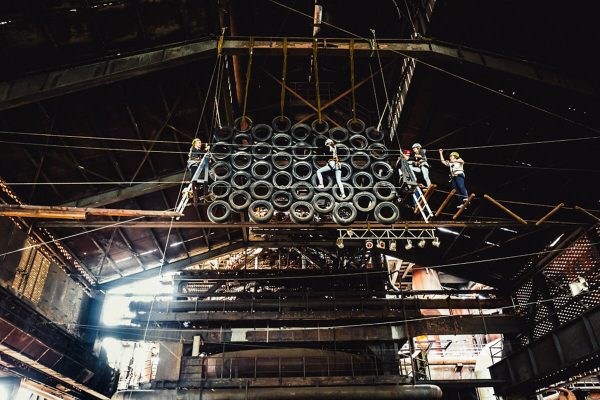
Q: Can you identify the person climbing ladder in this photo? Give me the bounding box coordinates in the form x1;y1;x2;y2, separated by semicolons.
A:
438;149;469;207
187;138;210;184
411;143;432;188
316;139;346;197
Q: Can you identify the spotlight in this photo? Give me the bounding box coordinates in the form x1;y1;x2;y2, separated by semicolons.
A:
336;238;344;249
365;240;373;249
389;240;397;251
404;240;413;250
377;240;385;249
347;228;354;237
432;237;441;248
418;239;426;248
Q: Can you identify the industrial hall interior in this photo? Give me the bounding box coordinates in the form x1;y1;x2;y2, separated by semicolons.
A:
1;0;600;399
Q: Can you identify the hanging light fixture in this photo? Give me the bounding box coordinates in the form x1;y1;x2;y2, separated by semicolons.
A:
418;239;426;248
404;240;413;250
336;238;344;249
432;237;441;248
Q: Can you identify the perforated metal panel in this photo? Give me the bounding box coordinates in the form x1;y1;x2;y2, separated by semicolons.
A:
512;229;600;343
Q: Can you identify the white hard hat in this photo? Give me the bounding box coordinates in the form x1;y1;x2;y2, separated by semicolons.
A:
412;143;422;149
325;139;335;146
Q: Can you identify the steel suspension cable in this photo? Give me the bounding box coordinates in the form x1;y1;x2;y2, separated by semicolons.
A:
241;37;255;127
350;38;357;121
312;39;323;123
279;37;288;120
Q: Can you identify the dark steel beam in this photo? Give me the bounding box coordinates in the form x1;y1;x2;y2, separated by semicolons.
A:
37;220;582;229
98;241;247;290
58;171;185;208
490;304;600;395
99;314;524;343
2;38;593;111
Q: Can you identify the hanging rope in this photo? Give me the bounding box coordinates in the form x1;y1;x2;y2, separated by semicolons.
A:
241;37;254;125
312;39;323;123
350;38;357;122
279;38;288;120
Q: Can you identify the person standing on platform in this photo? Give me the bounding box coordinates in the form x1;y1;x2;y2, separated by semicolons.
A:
411;143;432;188
438;149;468;207
187;138;210;183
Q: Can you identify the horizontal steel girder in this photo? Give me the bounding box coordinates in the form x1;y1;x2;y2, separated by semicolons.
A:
1;38;594;111
129;297;511;313
36;220;578;229
490;304;600;395
99;315;524;343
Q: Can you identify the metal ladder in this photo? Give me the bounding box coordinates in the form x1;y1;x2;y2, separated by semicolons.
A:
412;186;434;222
175;154;209;217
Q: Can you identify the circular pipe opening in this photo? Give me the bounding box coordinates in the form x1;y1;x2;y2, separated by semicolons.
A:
252;123;273;142
346;118;366;134
232;152;252;170
329;127;349;143
272;152;293;170
349;134;368;150
234;116;253;133
291;123;311;141
272;116;292;132
232;133;252;151
311;119;329;135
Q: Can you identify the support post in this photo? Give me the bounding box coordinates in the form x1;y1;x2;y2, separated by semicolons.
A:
483;194;528;224
535;203;564;226
434;189;456;217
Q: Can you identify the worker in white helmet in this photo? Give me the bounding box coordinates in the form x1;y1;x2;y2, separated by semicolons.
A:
316;139;346;197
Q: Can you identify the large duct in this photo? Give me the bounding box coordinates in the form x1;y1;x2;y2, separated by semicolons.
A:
113;384;442;400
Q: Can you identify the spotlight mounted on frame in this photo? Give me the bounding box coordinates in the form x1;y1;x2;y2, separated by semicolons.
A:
365;240;373;249
432;237;441;248
377;240;385;249
336;238;344;249
389;240;397;251
418;239;426;248
404;240;413;250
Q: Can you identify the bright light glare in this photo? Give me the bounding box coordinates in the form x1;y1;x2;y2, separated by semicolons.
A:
549;233;564;247
437;227;459;236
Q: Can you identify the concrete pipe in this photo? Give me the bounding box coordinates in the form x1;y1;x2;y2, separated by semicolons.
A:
292;141;313;160
210;161;232;181
252;142;273;160
250;180;274;200
214;126;233;142
374;202;400;224
211;141;231;160
291;122;311;140
271;190;293;211
208;181;231;200
365;126;385;142
272;151;293;170
347;118;366;134
251;160;273;180
333;202;358;225
272;170;293;190
349;134;369;151
329;126;349;143
113;385;442;400
230;171;252;190
313;192;336;214
272;133;293;151
311;119;329;135
353;191;377;213
350;151;371;170
228;190;252;211
272;115;292;132
207;200;231;223
291;181;314;201
371;161;394;180
248;200;274;223
292;161;313;181
232;132;252;151
231;151;253;170
290;201;315;223
252;123;273;142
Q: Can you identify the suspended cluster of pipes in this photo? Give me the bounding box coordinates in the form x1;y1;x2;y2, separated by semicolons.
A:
206;116;402;225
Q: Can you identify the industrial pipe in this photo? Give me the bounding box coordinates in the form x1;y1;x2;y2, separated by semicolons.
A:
113;385;443;400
